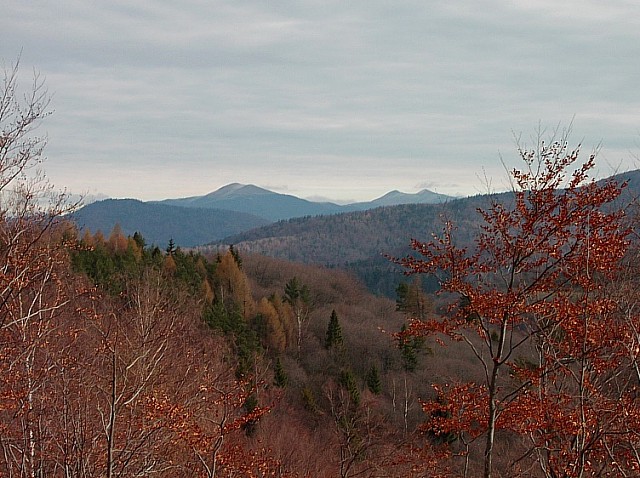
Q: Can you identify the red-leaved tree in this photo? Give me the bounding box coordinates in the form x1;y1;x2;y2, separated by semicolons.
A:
395;134;639;477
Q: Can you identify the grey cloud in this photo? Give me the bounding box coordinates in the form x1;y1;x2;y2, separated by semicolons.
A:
2;1;639;202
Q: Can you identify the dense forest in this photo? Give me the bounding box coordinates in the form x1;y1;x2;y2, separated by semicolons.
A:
4;64;640;478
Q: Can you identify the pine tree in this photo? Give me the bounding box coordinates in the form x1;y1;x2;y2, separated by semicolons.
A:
273;357;288;388
325;309;344;349
229;244;242;269
339;370;360;407
399;324;424;372
365;365;382;395
166;238;176;255
132;231;146;249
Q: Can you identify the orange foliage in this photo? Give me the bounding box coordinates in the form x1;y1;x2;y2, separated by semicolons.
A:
395;139;639;477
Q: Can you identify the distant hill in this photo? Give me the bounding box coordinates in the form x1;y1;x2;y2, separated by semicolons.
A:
71;170;639;296
217;197;490;264
347;188;454;210
156;183;346;221
208;196;492;296
72;183;456;249
156;183;454;221
607;169;640;204
72;199;270;248
212;169;640;296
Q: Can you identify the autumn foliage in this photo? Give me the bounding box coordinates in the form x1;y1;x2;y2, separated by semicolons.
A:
395;138;640;477
5;60;640;478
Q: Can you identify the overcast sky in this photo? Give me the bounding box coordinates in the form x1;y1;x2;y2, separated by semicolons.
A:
2;1;640;203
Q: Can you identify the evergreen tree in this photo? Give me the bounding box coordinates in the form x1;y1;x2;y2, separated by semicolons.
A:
365;365;382;395
229;244;242;269
399;323;425;372
395;282;410;311
325;309;344;349
395;276;432;320
273;357;288;388
242;393;259;436
132;231;146;249
339;369;360;407
166;238;176;255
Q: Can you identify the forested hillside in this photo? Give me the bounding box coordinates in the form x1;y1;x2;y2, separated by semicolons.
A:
72;198;270;247
215;197;494;296
218;170;640;297
5;63;640;478
8;222;458;477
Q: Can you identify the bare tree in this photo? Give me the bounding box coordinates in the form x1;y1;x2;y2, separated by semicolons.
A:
0;58;79;478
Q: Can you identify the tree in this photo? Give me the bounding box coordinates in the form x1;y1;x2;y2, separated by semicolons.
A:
0;59;80;478
396;276;432;320
214;251;254;319
325;373;384;478
166;238;176;255
229;244;242;269
398;323;425;373
394;134;634;477
325;309;344;349
0;60;294;478
365;365;382;395
283;277;311;353
254;297;287;353
273;357;288;388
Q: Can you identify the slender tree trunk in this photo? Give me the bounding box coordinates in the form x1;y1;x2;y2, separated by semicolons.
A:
484;363;499;478
106;347;117;478
484;317;509;478
26;350;36;478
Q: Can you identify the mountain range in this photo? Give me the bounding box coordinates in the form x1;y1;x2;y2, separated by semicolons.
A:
205;169;640;295
72;183;454;247
71;169;640;296
155;183;453;221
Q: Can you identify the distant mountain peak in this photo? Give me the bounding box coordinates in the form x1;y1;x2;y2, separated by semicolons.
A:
205;183;273;199
377;190;404;199
368;188;451;207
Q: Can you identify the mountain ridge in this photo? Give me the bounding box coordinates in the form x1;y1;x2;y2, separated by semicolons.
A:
210;169;640;295
153;182;454;220
72;183;454;250
71;199;270;248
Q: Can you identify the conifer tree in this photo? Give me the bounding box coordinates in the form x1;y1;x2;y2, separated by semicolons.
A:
166;238;176;255
273;357;288;388
339;370;360;407
325;309;344;349
229;244;242;269
398;324;424;372
365;365;382;395
132;231;146;249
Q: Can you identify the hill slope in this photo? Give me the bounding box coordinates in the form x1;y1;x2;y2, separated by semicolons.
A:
157;183;346;221
72;199;270;248
215;169;640;295
347;188;454;210
73;184;457;249
157;183;455;221
219;196;490;265
210;196;492;296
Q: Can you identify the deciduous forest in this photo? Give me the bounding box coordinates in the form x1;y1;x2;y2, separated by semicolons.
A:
3;65;640;478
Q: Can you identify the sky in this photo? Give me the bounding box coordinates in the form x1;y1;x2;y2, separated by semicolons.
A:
2;1;640;203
